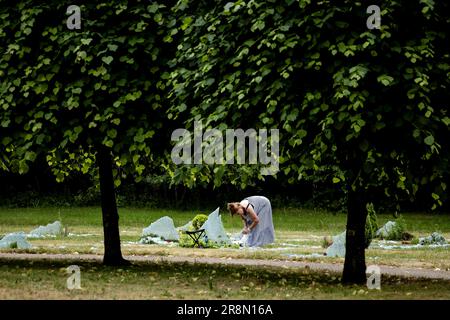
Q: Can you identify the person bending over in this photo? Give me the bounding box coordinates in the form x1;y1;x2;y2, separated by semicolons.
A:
227;196;275;247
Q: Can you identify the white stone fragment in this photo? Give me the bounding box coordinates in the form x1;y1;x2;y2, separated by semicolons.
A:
325;231;346;257
177;220;193;232
201;207;231;245
142;216;179;241
28;221;63;238
0;232;32;249
419;232;447;245
375;221;397;238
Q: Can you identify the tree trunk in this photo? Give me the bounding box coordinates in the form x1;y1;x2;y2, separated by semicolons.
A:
96;146;129;266
342;188;367;284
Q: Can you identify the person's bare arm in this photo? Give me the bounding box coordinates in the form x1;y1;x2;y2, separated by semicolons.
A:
241;216;247;229
245;206;259;232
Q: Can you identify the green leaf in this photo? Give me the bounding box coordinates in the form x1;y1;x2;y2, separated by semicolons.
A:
18;160;29;174
108;44;119;52
32;123;42;132
332;177;341;183
24;151;36;161
377;75;394;86
442;117;450;126
81;38;93;45
103;139;114;148
297;129;307;139
424;135;434;146
148;3;159;13
36;134;45;145
107;129;117;139
102;56;114;65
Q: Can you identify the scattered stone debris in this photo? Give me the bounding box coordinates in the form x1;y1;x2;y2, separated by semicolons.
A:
67;233;95;237
0;232;32;249
375;221;397;238
325;231;346;257
419;232;447;245
283;253;326;259
140;208;232;247
230;233;249;247
374;241;450;250
27;221;63;238
139;236;175;246
0;220;67;249
177;220;193;232
201;207;231;245
375;219;413;240
142;216;180;241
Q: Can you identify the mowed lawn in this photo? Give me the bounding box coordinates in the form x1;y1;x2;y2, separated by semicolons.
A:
1;206;449;233
0;207;449;269
1;258;450;300
0;207;449;300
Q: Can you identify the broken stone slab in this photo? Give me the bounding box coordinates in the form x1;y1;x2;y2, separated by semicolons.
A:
375;221;397;238
419;232;447;245
177;220;193;232
201;207;231;245
142;216;179;241
0;232;32;249
27;221;63;238
325;231;346;257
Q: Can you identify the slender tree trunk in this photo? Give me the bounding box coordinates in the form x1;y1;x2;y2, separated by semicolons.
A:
342;187;367;284
96;146;129;266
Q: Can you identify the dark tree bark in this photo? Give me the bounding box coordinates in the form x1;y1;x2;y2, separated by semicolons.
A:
96;146;129;266
342;187;367;284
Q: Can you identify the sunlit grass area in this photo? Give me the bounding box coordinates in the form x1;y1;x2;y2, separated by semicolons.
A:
1;206;449;232
0;207;449;270
0;259;449;300
0;206;348;231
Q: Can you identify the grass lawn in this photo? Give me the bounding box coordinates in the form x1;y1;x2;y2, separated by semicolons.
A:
0;207;449;269
0;258;449;300
0;206;449;299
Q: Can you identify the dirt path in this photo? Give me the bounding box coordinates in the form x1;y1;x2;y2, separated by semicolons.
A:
1;252;449;281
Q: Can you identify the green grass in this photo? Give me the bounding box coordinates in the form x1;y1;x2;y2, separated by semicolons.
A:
0;209;448;252
1;208;449;266
0;206;448;233
0;206;449;299
0;206;349;231
0;259;449;300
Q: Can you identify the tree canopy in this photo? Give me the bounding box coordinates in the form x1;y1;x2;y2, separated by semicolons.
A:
0;1;178;264
165;0;449;282
1;0;449;279
166;0;449;210
0;1;175;183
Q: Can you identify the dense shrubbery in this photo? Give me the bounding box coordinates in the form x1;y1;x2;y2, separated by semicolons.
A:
178;214;209;248
192;214;208;230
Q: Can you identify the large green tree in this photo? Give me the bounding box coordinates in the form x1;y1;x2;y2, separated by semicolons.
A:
0;1;175;265
167;0;449;283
